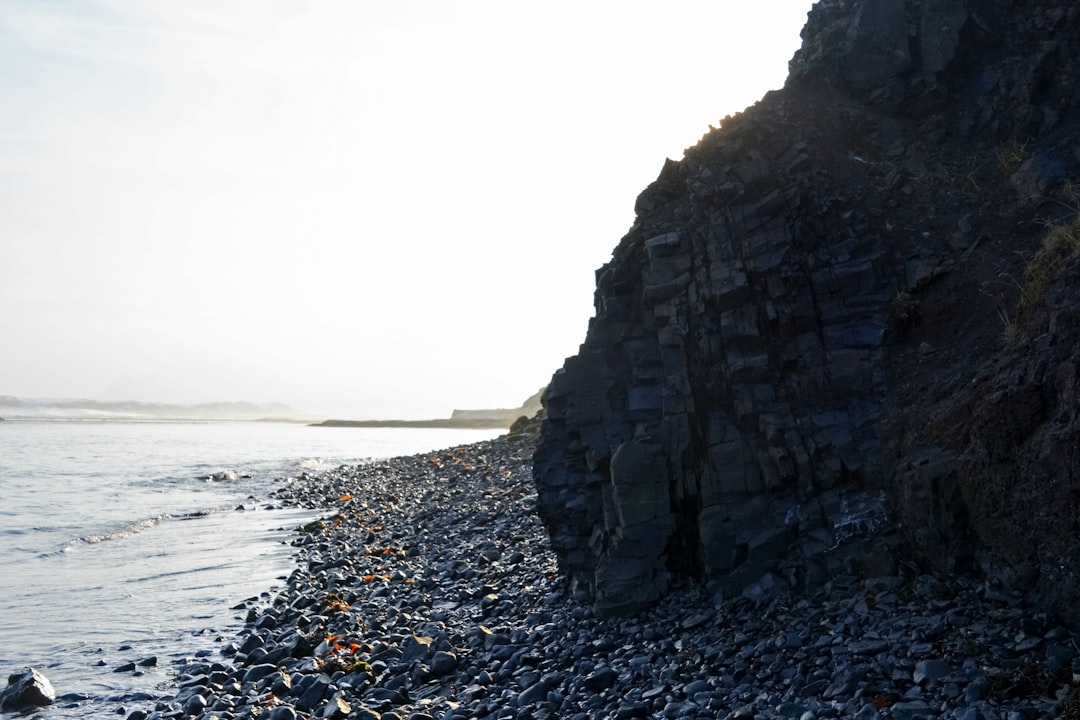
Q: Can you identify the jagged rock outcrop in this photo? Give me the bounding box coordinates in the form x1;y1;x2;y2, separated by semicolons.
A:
534;0;1080;620
0;668;55;710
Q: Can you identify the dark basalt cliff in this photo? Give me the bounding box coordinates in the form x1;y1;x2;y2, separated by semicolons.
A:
534;0;1080;621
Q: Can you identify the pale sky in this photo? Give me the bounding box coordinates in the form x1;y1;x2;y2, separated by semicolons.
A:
0;0;814;419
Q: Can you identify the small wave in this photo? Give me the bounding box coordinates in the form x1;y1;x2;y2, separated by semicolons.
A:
75;504;245;546
79;516;165;544
290;457;370;474
292;458;332;473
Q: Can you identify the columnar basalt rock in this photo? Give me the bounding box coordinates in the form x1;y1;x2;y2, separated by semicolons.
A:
535;0;1080;619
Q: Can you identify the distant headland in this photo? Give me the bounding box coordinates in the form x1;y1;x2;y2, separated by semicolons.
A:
310;387;544;430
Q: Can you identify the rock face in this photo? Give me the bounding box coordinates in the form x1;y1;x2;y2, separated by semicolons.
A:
534;0;1080;620
0;667;55;710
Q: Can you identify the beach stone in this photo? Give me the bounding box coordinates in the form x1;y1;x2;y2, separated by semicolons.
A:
853;703;880;719
294;677;332;712
243;663;278;683
662;700;698;718
849;639;890;655
430;650;458;675
913;659;952;684
319;695;352;718
0;668;55;710
517;680;550;706
159;437;1080;720
240;633;264;654
616;702;650;718
183;693;207;715
583;667;619;692
270;671;291;696
964;678;988;703
401;634;433;662
683;679;709;695
890;700;932;720
823;669;863;699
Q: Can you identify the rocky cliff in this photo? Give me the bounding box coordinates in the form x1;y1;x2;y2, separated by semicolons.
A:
534;0;1080;622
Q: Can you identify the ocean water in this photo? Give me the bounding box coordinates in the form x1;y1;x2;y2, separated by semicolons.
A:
0;419;501;717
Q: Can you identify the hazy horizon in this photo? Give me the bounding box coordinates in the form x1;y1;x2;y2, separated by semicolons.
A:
0;390;538;420
1;1;814;420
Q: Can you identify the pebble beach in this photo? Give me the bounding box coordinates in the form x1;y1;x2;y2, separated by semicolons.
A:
59;437;1077;720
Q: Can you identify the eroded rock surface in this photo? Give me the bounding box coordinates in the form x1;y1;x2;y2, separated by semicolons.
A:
534;0;1080;620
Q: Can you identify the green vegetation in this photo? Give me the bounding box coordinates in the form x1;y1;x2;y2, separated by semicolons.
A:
1018;215;1080;315
301;519;326;533
996;138;1030;176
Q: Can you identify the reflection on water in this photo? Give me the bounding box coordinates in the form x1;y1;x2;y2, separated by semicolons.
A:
0;421;500;717
0;504;318;714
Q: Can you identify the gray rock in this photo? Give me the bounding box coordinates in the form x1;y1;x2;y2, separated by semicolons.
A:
848;639;890;655
294;676;331;712
517;680;550;706
616;701;650;719
853;703;880;720
401;634;433;662
183;693;207;715
582;667;619;692
890;700;933;720
683;678;709;695
913;659;952;684
662;700;699;719
0;668;55;710
430;650;458;675
319;695;351;718
243;663;279;683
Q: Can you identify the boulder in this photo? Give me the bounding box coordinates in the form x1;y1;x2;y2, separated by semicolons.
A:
0;667;55;710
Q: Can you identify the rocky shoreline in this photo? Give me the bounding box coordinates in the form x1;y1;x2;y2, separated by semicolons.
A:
62;438;1077;720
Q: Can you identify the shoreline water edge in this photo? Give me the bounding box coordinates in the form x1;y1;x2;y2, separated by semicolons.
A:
16;437;1078;719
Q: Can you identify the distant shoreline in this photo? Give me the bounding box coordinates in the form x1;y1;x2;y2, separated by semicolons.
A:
309;418;511;430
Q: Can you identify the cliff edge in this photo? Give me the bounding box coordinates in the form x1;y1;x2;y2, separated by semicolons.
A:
534;0;1080;622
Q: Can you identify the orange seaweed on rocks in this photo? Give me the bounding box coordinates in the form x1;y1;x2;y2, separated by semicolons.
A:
315;633;375;677
872;695;896;710
367;545;405;560
322;592;349;613
254;692;282;710
362;574;391;583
